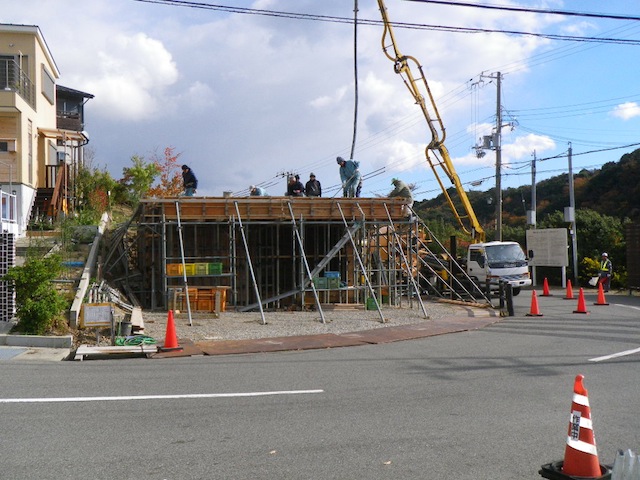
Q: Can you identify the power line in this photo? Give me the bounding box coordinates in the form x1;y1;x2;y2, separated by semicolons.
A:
130;0;640;45
403;0;640;22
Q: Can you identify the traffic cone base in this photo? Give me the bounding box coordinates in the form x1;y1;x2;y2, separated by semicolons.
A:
539;460;611;480
594;283;609;306
564;280;575;300
542;277;552;296
573;288;589;314
526;290;543;316
159;309;183;352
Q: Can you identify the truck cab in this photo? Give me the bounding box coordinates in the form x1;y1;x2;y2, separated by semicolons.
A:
466;241;531;295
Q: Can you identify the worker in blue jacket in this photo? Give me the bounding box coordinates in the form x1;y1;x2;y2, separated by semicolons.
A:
337;156;361;197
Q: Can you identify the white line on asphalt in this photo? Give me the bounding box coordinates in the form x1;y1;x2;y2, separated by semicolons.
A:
0;389;324;404
613;303;640;311
588;304;640;362
589;347;640;363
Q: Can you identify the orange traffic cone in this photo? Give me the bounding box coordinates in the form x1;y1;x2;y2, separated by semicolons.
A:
526;290;543;316
561;375;604;478
159;310;182;352
594;282;609;306
573;288;589;314
542;277;552;296
539;375;611;479
564;280;575;300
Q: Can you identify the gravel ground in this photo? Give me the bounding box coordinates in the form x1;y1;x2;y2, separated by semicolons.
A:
137;299;468;343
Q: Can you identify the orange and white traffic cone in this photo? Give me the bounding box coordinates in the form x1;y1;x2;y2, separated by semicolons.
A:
594;282;609;306
542;277;552;296
561;375;605;478
573;288;589;314
526;290;543;316
159;310;182;352
539;375;611;479
564;280;575;300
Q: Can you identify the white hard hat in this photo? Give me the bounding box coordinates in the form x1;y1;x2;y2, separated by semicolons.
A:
601;252;608;257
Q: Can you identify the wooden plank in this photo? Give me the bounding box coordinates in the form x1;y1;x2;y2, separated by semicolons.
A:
74;344;157;361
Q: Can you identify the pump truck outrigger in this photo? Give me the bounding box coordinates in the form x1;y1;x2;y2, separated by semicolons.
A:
376;0;531;296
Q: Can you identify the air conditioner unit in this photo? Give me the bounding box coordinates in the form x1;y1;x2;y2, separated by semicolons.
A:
0;139;16;152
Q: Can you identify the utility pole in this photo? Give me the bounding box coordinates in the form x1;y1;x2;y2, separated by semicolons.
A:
529;151;537;285
477;71;507;239
566;143;579;286
495;72;503;241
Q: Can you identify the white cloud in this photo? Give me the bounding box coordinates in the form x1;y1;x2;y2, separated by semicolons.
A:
75;33;178;121
611;102;640;120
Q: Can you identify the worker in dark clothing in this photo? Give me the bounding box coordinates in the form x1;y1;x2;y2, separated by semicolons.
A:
305;173;322;197
598;252;613;292
286;175;305;196
181;165;198;196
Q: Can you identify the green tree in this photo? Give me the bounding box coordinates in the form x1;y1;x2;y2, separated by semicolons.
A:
76;161;117;224
3;255;68;335
115;155;160;206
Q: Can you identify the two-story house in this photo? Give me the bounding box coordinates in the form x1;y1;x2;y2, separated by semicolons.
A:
0;23;93;237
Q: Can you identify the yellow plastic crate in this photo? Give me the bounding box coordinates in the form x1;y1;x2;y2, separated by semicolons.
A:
166;263;183;276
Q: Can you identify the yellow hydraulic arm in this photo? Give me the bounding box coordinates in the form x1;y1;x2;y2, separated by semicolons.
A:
376;0;486;243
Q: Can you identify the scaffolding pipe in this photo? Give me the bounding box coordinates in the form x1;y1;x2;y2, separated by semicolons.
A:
175;202;193;326
287;202;326;324
337;202;385;323
383;204;429;318
234;202;266;325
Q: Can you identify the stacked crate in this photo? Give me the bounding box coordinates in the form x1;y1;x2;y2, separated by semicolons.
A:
324;271;341;289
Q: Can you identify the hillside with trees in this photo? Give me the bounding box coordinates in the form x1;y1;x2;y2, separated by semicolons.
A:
414;147;640;288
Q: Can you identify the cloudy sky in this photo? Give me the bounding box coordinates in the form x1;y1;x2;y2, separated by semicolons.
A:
3;0;640;201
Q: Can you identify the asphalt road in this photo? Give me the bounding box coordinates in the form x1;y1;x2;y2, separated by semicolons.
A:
0;287;638;479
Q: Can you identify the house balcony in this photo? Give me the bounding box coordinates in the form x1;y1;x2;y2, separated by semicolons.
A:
57;112;83;131
0;59;35;109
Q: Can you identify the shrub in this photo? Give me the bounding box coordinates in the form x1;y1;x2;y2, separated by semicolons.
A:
3;254;69;335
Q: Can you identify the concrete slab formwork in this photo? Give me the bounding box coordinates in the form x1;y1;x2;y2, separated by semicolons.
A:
106;196;422;312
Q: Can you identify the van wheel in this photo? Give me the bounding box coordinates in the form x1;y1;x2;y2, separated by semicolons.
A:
512;287;521;296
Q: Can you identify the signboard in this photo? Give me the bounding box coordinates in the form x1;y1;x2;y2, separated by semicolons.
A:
81;303;114;328
526;228;569;267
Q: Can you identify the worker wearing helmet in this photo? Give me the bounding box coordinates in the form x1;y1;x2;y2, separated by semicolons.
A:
249;185;268;196
337;156;361;197
389;178;414;217
598;252;613;292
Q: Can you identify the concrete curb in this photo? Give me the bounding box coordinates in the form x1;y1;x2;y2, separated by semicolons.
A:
0;333;73;349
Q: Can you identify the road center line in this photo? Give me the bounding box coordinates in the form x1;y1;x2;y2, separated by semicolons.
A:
0;389;324;404
589;347;640;363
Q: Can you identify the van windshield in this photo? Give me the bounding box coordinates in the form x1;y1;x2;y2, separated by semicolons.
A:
485;244;527;268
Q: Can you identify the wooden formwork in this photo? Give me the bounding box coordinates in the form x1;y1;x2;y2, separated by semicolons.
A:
121;196;416;311
140;196;409;222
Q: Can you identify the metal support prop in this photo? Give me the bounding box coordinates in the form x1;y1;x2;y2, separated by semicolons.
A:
287;202;326;324
383;204;429;318
337;202;385;323
175;202;193;326
234;202;266;325
409;206;491;304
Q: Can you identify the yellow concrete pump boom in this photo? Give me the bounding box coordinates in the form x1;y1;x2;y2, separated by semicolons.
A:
376;0;486;243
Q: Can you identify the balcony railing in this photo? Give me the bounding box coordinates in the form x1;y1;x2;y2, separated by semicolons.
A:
0;59;36;108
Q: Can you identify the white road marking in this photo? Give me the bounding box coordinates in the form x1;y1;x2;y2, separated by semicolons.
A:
613;303;640;311
588;304;640;362
590;347;640;362
0;389;324;404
